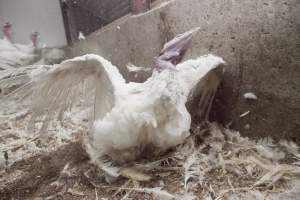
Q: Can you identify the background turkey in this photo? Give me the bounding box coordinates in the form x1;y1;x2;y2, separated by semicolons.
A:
0;22;39;70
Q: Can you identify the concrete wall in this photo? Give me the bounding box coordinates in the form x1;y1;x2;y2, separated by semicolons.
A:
69;0;300;142
61;0;131;44
0;0;67;47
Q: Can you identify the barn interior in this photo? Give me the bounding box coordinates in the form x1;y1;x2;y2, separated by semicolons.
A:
0;0;299;199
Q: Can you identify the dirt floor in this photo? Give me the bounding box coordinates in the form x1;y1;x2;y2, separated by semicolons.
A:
1;120;300;200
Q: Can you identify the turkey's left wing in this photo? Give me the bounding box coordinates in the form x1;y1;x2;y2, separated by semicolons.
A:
0;54;126;133
178;55;225;121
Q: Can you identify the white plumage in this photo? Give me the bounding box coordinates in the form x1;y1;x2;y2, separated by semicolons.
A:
0;29;225;172
0;23;38;70
0;37;37;70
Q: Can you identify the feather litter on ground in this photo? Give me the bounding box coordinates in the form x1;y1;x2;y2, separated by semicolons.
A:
1;61;300;200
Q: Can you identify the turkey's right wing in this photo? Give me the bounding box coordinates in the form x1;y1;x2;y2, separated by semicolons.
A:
0;54;126;133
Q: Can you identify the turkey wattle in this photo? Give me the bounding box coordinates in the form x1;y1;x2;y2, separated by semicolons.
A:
0;28;225;171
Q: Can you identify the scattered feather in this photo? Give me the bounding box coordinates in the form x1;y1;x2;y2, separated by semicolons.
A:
126;63;151;72
78;32;86;40
120;167;151;181
243;92;258;100
67;188;85;196
240;111;250;118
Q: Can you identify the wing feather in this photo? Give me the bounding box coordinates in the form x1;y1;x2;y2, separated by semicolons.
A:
0;54;125;133
178;55;225;121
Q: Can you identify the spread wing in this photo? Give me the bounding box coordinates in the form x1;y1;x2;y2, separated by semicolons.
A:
0;65;50;97
0;54;126;134
178;55;225;121
154;27;225;122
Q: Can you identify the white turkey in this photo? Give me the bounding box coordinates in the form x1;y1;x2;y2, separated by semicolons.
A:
13;31;39;54
0;28;225;176
0;22;38;70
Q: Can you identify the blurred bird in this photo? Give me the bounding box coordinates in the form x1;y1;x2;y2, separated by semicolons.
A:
2;22;12;41
14;31;39;54
0;22;38;70
0;28;225;175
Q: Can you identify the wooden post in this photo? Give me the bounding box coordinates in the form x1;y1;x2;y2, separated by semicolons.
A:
59;0;73;44
131;0;150;14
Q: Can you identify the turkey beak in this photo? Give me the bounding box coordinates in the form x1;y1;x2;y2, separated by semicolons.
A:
159;27;200;65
